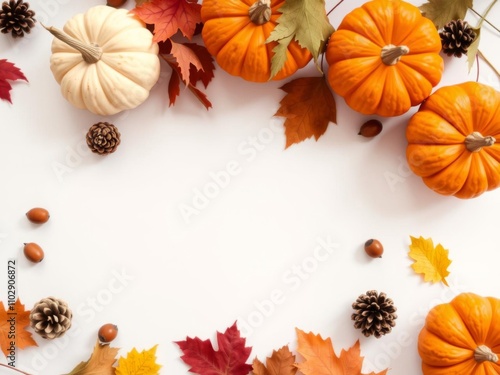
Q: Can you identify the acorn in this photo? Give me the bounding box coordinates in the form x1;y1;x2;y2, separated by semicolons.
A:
358;120;383;138
23;243;45;263
26;208;50;224
98;323;118;343
364;239;383;258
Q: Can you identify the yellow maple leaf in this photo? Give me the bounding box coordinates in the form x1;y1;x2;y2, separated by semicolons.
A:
115;345;161;375
408;236;452;286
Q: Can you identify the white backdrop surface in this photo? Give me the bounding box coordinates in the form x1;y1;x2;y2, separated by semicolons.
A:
1;0;500;374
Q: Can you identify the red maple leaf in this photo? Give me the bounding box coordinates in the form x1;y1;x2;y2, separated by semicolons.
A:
160;39;214;109
0;59;27;103
131;0;202;42
176;322;253;375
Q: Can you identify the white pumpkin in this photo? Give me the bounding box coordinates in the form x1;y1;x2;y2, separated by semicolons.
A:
46;5;160;116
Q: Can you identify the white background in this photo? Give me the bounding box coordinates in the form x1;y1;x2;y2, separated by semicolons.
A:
1;0;500;374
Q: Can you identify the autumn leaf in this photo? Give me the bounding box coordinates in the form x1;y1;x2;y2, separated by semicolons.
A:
131;0;202;42
170;40;203;83
467;27;480;72
176;321;252;375
408;236;452;286
0;299;37;357
419;0;473;29
267;0;333;77
65;340;119;375
115;345;161;375
253;345;297;375
295;329;387;375
275;77;336;148
0;59;28;103
159;39;214;109
184;42;216;88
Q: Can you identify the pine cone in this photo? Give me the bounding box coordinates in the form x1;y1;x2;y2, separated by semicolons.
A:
30;297;72;339
351;290;397;338
86;122;121;155
0;0;36;38
440;19;476;58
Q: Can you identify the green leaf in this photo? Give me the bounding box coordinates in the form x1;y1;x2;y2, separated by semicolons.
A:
420;0;473;29
467;27;480;73
266;0;334;78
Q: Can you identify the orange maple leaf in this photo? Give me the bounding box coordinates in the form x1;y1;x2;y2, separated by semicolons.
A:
131;0;202;42
159;39;214;109
170;40;203;84
0;299;37;357
295;328;387;375
65;340;119;375
275;77;336;148
253;345;297;375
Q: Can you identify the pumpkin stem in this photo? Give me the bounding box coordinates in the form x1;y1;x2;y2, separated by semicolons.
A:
42;24;102;64
465;131;496;152
381;44;410;65
249;0;272;25
474;345;499;363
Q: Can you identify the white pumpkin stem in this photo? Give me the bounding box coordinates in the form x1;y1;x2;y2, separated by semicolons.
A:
42;24;102;64
381;44;410;65
474;345;499;363
465;131;496;152
249;0;271;25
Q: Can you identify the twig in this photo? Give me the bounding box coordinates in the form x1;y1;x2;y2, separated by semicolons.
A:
470;8;500;33
478;50;500;78
0;363;33;375
327;0;345;16
475;0;498;29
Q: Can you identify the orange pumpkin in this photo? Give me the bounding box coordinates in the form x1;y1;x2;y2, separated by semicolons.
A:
418;293;500;374
325;0;443;117
201;0;311;82
406;82;500;199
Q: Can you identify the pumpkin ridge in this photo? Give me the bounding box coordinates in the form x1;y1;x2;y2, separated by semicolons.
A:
337;7;386;48
362;0;395;45
455;153;489;198
329;57;381;97
94;65;119;112
423;150;472;195
203;17;252;56
100;52;158;86
451;294;493;345
343;63;387;114
390;3;419;45
82;7;105;46
98;62;150;111
245;23;271;78
398;54;443;88
218;22;257;78
477;152;500;190
394;63;432;106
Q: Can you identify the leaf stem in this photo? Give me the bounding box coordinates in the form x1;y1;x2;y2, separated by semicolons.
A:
469;8;500;33
0;363;33;375
327;0;345;17
476;53;480;82
478;49;500;78
475;0;498;29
